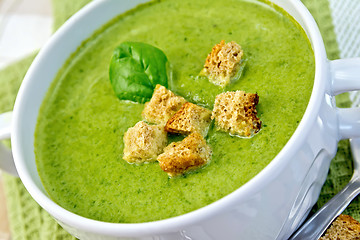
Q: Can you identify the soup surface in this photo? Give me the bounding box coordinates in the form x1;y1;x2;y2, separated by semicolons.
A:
35;0;315;223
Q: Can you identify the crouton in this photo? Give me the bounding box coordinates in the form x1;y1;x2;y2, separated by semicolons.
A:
212;91;261;137
165;102;212;137
142;84;187;124
157;132;212;177
200;40;244;87
123;121;167;164
320;214;360;240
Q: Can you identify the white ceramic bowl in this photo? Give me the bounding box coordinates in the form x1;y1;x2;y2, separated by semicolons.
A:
1;0;360;239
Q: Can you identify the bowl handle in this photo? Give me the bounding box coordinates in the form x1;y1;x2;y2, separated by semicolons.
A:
331;58;360;95
0;111;18;176
331;58;360;140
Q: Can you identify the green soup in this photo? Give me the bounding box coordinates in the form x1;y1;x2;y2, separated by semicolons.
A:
35;0;314;223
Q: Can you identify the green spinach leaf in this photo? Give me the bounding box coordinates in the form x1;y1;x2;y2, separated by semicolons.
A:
109;42;169;103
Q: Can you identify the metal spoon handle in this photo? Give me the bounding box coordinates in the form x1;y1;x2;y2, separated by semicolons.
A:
289;178;360;240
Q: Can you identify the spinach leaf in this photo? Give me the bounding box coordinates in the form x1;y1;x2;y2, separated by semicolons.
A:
109;42;169;103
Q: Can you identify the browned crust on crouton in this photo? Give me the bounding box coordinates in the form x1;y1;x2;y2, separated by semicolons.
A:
142;84;187;125
320;215;360;240
123;121;167;164
157;132;212;177
165;102;212;137
200;40;244;87
212;91;261;137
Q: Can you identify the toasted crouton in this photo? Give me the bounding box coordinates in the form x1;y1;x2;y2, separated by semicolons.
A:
123;121;167;164
142;84;187;125
157;132;212;177
320;214;360;240
165;102;212;137
200;40;244;87
212;91;261;137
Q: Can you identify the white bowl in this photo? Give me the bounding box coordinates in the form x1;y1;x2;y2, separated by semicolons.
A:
1;0;360;239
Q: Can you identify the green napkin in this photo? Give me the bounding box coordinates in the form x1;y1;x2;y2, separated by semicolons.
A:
0;0;357;239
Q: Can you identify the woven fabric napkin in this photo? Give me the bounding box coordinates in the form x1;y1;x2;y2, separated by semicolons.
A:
0;0;357;239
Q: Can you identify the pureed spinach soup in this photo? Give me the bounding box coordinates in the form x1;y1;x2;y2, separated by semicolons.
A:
35;0;315;223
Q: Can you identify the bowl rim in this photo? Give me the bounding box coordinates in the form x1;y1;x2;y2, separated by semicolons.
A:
12;0;327;236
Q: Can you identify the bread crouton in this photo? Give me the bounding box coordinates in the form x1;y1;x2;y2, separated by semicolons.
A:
165;102;212;137
142;84;187;125
123;121;167;164
212;91;261;137
200;40;244;87
157;132;212;177
320;214;360;240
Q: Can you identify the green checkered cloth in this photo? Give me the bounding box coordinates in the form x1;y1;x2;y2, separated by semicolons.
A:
0;0;357;239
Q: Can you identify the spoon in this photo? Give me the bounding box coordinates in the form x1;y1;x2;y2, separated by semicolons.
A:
289;138;360;239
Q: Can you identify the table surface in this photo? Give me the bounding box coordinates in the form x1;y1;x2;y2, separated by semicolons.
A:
0;173;10;240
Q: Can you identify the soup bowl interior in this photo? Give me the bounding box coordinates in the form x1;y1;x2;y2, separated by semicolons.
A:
11;0;327;237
